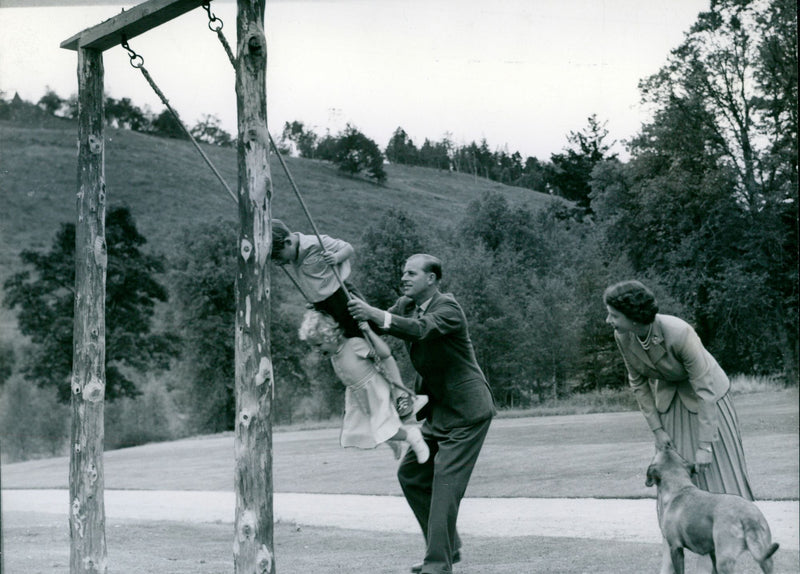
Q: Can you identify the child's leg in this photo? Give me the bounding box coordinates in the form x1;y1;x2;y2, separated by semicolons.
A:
379;356;422;418
390;424;429;463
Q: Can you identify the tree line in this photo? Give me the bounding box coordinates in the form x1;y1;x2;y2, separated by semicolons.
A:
276;115;609;203
0;88;235;146
2;85;609;198
0;0;795;460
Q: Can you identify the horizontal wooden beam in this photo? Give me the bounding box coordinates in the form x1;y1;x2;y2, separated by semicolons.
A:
60;0;205;52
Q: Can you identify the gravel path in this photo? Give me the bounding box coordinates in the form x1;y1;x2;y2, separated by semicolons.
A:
4;489;797;549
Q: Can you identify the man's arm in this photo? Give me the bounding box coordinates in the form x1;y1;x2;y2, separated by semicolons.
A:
348;298;393;331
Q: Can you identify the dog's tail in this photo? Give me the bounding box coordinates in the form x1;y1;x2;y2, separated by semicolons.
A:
743;514;779;571
759;542;780;563
746;524;779;572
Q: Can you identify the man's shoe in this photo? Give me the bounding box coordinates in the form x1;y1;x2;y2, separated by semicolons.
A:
410;550;461;573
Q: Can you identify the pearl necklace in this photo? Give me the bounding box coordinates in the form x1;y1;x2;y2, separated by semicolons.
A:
637;323;654;350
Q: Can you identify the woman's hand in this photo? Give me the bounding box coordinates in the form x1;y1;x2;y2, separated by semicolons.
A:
653;428;673;450
694;443;713;470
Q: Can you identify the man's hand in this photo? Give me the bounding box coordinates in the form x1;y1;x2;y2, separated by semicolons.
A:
348;298;382;324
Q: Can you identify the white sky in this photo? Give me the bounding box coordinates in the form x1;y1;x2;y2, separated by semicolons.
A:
0;0;708;160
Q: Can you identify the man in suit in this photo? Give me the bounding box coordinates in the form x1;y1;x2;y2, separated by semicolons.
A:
348;254;495;574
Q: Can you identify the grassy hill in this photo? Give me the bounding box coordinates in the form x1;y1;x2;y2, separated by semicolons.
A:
0;118;559;337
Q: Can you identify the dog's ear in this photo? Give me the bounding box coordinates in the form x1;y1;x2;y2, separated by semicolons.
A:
645;464;659;487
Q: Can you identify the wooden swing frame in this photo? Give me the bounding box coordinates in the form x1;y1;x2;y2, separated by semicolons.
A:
61;1;274;572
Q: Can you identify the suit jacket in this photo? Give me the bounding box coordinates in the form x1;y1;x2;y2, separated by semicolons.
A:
614;314;730;443
385;291;496;431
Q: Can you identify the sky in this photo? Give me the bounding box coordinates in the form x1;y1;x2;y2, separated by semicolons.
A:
0;0;709;161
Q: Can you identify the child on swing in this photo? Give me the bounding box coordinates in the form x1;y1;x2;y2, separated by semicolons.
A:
271;219;418;416
298;309;430;463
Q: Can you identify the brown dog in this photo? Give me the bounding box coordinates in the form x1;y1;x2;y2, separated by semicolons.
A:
645;445;779;574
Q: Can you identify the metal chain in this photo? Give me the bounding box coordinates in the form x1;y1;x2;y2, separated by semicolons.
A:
197;14;416;399
120;36;237;204
203;1;236;67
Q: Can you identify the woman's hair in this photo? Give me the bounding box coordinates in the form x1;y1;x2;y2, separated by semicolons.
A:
603;280;659;324
298;310;342;346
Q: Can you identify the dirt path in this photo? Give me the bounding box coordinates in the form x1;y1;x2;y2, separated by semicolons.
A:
4;489;797;549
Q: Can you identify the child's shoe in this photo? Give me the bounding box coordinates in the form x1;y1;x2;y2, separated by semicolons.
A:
404;425;430;463
400;394;429;422
395;394;412;417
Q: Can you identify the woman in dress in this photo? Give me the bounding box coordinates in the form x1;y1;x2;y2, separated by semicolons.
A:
603;280;753;573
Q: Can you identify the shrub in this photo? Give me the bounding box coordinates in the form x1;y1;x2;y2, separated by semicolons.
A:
105;372;186;450
0;373;69;462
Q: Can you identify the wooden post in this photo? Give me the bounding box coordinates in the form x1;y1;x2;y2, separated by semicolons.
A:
70;46;108;574
1;441;4;574
233;0;274;572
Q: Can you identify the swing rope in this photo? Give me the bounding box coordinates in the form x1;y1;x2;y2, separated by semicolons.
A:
200;14;419;404
198;5;358;304
118;11;418;404
121;37;237;204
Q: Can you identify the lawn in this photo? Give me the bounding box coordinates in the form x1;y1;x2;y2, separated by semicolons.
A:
4;389;797;499
2;389;797;573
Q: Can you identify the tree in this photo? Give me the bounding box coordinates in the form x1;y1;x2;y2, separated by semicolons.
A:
189;114;233;146
280;120;318;158
169;219;310;431
418;138;450;170
151;109;187;139
550;114;615;210
314;131;339;161
0;339;14;387
593;0;798;379
332;124;387;183
3;206;178;402
105;96;149;131
358;208;426;308
385;127;419;165
37;86;64;115
639;0;797;210
515;156;550;193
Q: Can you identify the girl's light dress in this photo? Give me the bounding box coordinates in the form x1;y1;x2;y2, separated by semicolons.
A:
330;337;402;448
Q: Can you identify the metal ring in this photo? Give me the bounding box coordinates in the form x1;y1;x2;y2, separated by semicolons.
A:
129;54;144;69
208;19;223;32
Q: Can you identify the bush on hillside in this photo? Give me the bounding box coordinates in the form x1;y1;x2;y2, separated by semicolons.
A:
332;124;387;183
0;339;15;387
105;372;186;449
0;373;69;462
